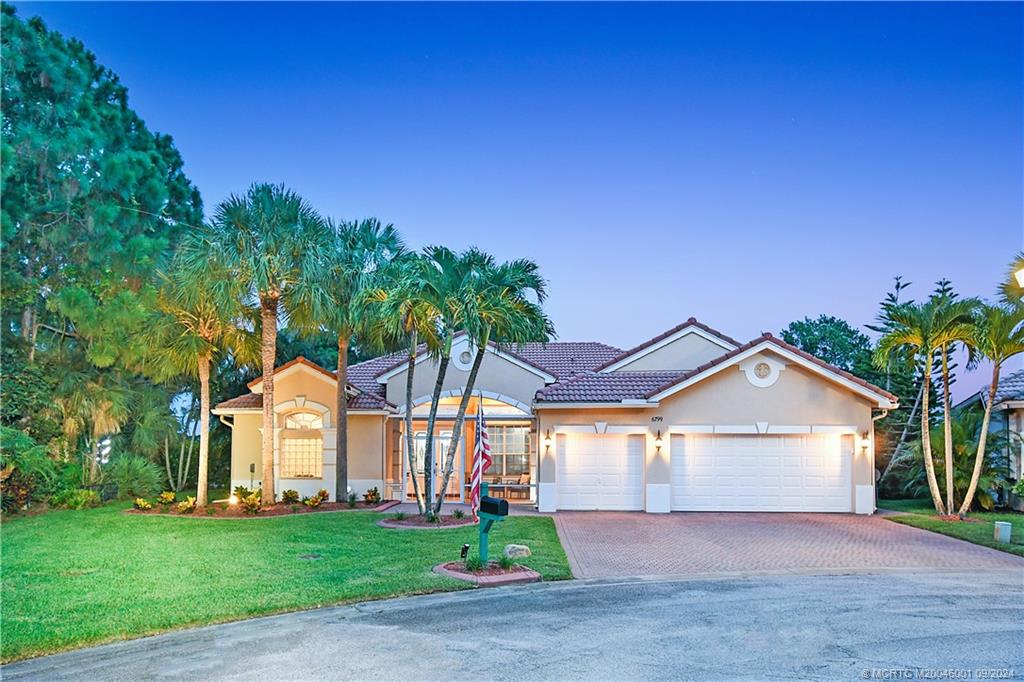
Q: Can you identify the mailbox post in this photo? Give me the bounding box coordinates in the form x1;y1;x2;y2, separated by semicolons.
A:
477;483;509;564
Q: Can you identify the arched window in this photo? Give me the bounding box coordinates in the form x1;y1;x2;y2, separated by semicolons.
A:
281;411;323;478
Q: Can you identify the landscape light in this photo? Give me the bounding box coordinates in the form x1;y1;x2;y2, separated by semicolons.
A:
228;494;239;505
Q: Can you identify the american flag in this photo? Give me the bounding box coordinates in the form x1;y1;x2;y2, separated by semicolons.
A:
469;397;492;520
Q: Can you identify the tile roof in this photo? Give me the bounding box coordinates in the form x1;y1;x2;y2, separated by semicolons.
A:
593;317;741;371
535;371;684;403
644;333;898;402
505;342;623;379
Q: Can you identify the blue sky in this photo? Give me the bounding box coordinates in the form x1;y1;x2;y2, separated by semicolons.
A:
14;2;1023;399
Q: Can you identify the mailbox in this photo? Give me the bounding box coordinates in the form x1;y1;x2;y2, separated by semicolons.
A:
479;496;508;518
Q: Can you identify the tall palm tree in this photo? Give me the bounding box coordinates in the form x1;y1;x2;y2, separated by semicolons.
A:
875;300;947;514
363;253;440;514
408;247;488;509
958;303;1024;515
314;219;403;503
202;184;330;504
433;256;554;515
147;230;257;506
929;283;978;513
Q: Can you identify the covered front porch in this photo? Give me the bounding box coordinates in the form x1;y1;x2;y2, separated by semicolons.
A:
384;392;538;506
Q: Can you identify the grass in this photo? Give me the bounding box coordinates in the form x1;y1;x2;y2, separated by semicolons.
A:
878;498;1024;557
1;502;571;662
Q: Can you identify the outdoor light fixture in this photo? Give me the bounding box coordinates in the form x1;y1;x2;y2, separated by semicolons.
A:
860;433;871;451
1016;267;1024;288
228;494;239;505
543;429;552;449
460;543;470;559
655;430;663;452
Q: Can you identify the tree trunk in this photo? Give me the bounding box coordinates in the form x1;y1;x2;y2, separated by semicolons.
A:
919;367;946;514
164;436;173;490
88;438;100;484
196;353;211;506
21;306;36;362
422;336;452;515
404;331;425;513
880;381;923;483
958;363;1000;516
336;335;350;503
940;346;955;512
260;297;279;504
433;330;490;515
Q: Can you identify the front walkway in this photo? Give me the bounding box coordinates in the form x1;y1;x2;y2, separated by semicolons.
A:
554;511;1024;578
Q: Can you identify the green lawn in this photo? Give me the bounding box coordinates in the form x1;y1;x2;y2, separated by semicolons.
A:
878;498;1024;557
1;503;571;662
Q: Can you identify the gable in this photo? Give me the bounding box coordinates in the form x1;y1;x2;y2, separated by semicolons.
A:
608;330;732;372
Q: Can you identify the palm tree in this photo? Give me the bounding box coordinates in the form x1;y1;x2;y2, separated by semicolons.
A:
1000;251;1024;307
314;219;403;503
147;231;257;506
875;300;948;514
432;256;554;515
958;303;1024;515
363;253;441;514
203;184;330;504
929;282;978;513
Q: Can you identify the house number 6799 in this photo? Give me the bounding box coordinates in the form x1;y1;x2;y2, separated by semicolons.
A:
651;416;663;423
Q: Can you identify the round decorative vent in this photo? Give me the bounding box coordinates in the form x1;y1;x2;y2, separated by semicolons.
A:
754;362;771;379
459;350;472;364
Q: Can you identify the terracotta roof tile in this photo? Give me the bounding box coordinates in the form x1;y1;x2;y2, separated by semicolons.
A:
593;317;741;371
214;393;263;410
535;371;684;403
214;390;391;412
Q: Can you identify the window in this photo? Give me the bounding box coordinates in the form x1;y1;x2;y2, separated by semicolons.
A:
281;436;323;478
488;426;530;476
281;410;323;478
285;412;323;429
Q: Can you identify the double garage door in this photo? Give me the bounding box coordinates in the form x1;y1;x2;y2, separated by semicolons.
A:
556;432;851;512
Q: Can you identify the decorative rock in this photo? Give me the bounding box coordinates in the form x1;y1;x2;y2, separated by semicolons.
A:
503;543;531;558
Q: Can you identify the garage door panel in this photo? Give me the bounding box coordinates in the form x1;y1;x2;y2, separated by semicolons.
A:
671;434;851;512
557;433;644;511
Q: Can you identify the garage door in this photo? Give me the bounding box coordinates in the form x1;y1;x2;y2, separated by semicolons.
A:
557;433;644;510
671;434;851;512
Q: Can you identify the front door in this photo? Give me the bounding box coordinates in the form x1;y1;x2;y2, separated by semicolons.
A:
405;430;463;502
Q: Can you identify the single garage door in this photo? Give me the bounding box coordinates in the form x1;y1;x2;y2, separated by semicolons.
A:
671;433;852;512
557;433;644;510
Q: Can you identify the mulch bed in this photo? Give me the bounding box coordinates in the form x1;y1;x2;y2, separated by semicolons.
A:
377;514;476;530
126;499;399;519
936;515;983;523
433;561;541;586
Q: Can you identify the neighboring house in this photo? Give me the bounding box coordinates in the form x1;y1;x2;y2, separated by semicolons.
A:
213;317;897;514
955;368;1024;510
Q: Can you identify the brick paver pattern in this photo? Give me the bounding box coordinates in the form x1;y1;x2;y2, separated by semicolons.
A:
554;512;1024;578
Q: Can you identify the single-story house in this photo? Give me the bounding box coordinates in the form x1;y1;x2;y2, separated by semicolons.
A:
955;368;1024;510
213;317;898;514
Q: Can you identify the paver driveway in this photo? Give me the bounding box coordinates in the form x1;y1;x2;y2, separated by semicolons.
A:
554;511;1024;577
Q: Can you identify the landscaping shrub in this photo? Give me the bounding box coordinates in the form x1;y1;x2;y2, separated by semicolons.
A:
362;487;381;504
105;455;162;499
392;511;405;521
51;489;100;510
347;492;357;508
464;555;483;571
133;497;152;510
240;492;262;515
176;496;197;514
303;495;322;509
452;508;465;520
0;426;56;512
316;488;329;502
498;554;516;570
158;491;176;506
281;489;300;504
233;485;255;500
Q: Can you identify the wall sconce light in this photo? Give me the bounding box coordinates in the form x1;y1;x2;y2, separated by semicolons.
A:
860;433;871;451
655;430;663;452
543;429;552;449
